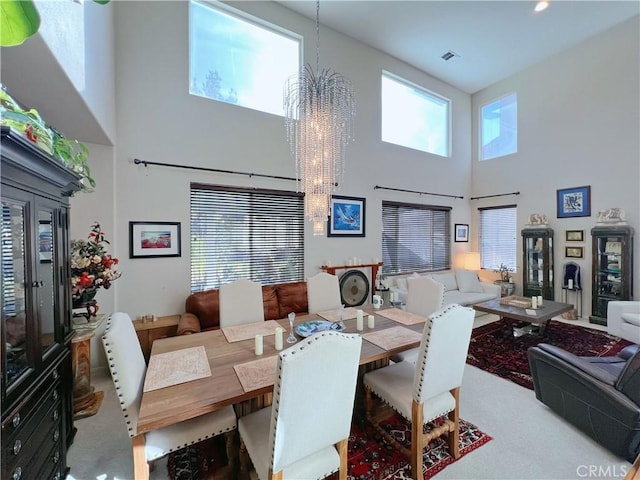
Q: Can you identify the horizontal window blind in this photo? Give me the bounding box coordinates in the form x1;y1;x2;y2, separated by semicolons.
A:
479;205;517;270
191;184;304;292
1;203;22;316
382;201;451;275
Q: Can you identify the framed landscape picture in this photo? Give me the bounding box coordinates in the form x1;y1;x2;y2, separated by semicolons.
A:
328;196;365;237
454;224;469;242
557;186;591;218
565;230;584;242
130;222;181;258
565;246;584;258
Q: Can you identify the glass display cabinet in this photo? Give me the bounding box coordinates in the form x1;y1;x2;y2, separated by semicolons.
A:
590;225;634;325
522;227;554;299
1;127;82;480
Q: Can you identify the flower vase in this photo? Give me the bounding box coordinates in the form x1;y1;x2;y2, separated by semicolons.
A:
73;289;99;319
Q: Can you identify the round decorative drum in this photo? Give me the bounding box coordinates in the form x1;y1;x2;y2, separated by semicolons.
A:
339;270;370;306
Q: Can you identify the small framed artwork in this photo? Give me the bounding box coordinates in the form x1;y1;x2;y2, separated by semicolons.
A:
129;222;181;258
557;186;591;218
565;246;584;258
328;196;366;237
454;224;469;242
38;220;52;263
565;230;584;242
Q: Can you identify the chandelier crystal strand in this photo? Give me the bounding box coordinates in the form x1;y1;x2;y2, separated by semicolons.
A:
284;1;355;235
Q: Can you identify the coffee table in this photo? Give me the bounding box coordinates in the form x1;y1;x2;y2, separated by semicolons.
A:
473;298;573;337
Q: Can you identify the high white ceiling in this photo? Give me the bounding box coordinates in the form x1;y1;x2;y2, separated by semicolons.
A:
277;1;639;93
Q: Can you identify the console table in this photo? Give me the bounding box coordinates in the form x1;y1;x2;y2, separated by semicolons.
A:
133;314;181;362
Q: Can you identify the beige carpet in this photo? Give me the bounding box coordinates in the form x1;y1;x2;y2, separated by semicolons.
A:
67;314;629;480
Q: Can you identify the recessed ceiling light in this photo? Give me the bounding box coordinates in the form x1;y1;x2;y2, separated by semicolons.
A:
534;1;549;13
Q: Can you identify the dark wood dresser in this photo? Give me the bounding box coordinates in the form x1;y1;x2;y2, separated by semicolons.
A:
1;127;82;480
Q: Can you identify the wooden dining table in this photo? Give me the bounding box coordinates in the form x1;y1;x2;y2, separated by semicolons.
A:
136;307;426;435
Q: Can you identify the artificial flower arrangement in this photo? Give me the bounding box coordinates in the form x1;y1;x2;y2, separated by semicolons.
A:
71;223;121;306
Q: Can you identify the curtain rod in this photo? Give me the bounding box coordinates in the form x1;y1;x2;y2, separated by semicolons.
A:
374;185;463;199
133;158;298;182
469;191;520;200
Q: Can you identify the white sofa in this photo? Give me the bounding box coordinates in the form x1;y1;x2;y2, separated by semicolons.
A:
389;269;501;307
607;301;640;344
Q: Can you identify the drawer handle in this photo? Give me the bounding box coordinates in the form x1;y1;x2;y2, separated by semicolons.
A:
12;467;22;480
52;409;59;421
13;439;22;455
52;451;60;464
53;428;60;442
52;369;59;380
52;390;59;401
53;472;61;480
12;413;20;428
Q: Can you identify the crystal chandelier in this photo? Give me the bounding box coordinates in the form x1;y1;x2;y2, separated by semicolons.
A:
284;1;355;235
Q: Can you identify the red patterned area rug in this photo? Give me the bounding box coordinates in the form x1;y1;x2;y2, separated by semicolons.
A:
345;413;491;480
167;413;492;480
467;318;633;390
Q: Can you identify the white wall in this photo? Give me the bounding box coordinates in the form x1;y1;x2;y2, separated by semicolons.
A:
36;0;116;141
471;16;640;316
70;143;117;315
0;0;116;145
109;1;472;317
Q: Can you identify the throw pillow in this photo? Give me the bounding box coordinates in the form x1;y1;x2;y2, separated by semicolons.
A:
431;272;458;292
455;269;483;293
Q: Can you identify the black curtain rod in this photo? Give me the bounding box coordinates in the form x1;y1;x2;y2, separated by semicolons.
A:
374;185;463;199
134;158;298;182
469;191;520;200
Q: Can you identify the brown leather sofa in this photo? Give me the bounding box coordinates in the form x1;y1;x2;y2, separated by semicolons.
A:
177;281;308;335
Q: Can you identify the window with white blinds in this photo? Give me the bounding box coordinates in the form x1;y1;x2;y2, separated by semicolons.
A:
382;201;451;275
1;204;18;316
479;205;517;270
190;184;304;292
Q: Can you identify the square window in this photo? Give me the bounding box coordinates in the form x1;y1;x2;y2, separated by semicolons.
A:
381;71;450;156
480;93;517;160
189;1;301;116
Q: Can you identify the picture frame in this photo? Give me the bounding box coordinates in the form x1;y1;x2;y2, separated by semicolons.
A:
565;246;584;258
38;220;52;263
565;230;584;242
328;196;366;237
557;186;591;218
454;224;469;242
129;222;181;258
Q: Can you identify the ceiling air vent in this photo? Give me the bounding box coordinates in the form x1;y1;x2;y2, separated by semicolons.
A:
441;50;460;61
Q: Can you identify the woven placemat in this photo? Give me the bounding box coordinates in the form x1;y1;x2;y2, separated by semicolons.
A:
363;326;422;351
143;345;211;392
317;307;359;323
375;308;426;326
222;320;281;343
233;355;278;392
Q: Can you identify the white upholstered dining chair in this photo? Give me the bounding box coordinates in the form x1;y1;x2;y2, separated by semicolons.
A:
406;275;445;317
392;275;445;364
219;279;264;327
237;331;362;480
363;304;474;478
102;312;237;480
307;272;342;313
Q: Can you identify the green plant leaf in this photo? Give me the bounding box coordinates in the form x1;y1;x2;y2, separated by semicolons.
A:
0;0;40;47
93;0;110;4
